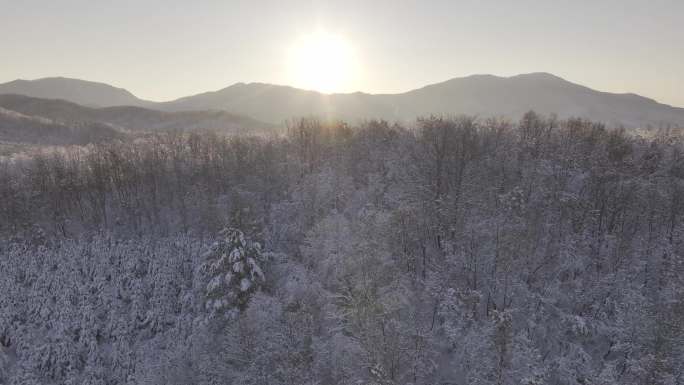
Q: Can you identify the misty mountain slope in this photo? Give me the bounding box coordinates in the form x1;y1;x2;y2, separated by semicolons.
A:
162;73;684;127
0;77;153;108
159;82;395;124
0;94;274;135
0;106;123;145
3;73;684;128
384;73;684;128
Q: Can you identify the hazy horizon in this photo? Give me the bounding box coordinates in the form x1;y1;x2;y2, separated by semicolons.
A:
2;0;683;107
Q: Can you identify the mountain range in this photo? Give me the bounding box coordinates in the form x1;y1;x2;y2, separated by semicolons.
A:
0;94;272;148
0;105;123;147
1;73;683;129
0;77;151;108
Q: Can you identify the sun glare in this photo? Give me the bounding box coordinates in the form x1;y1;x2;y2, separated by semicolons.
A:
288;31;359;94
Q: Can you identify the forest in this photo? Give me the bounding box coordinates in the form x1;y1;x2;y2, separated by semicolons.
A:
1;112;683;384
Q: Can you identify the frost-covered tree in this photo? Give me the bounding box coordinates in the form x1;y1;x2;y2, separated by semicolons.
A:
2;115;684;384
203;228;265;314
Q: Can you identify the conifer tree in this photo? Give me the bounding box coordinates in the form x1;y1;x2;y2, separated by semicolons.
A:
203;228;265;314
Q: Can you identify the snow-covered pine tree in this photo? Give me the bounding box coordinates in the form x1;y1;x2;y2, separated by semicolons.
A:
203;228;265;315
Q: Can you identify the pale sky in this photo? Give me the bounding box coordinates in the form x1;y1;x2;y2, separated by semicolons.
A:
1;0;682;106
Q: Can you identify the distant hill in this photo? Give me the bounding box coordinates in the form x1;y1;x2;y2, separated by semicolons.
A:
0;77;152;108
383;73;684;129
0;94;273;136
0;106;123;146
157;82;396;124
160;73;684;128
3;73;684;128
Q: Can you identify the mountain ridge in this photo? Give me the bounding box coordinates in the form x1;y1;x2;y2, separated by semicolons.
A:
0;77;155;108
0;94;274;141
1;73;683;128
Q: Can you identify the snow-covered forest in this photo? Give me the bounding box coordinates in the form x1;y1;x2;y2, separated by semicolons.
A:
1;112;683;384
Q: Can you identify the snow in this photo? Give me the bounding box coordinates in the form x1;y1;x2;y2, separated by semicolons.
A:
1;116;683;384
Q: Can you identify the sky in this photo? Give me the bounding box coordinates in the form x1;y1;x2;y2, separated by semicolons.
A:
1;0;682;106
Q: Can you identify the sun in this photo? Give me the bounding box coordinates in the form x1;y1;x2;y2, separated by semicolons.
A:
287;31;359;93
